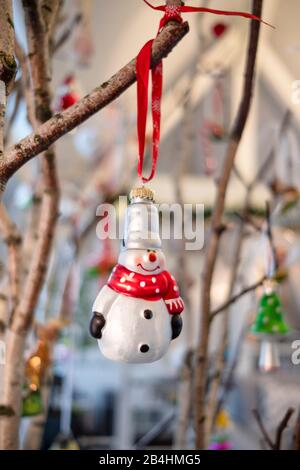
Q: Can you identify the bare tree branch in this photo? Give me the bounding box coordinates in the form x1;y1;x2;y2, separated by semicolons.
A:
14;40;36;127
194;0;263;449
0;0;16;162
274;408;295;450
210;275;267;321
253;407;295;450
1;0;59;449
0;20;189;185
252;409;275;450
0;2;21;321
53;13;82;53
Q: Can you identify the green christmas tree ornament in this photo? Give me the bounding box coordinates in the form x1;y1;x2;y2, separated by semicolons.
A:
22;387;43;417
251;290;289;335
251;284;290;373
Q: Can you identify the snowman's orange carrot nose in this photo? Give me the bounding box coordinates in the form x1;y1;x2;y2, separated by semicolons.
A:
149;252;157;262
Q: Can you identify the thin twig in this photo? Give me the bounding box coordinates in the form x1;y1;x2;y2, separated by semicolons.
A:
0;204;22;313
0;0;16;93
265;200;279;271
215;322;251;418
240;110;291;191
0;20;189;184
233;164;249;189
53;13;82;53
205;195;248;438
1;0;59;450
252;409;275;450
233;211;261;232
210;275;267;321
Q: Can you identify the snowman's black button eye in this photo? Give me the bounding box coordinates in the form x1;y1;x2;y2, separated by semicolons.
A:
143;309;153;319
140;344;149;353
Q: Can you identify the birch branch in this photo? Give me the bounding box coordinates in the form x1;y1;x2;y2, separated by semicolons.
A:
53;13;82;53
0;19;189;184
252;409;275;449
209;275;267;321
173;3;207;447
14;40;36;128
0;81;6;162
0;204;22;313
194;0;263;449
0;0;16;156
9;0;60;333
0;0;21;334
0;3;17;444
1;0;59;449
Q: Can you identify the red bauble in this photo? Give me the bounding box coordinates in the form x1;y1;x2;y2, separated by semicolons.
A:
212;22;228;38
57;75;80;111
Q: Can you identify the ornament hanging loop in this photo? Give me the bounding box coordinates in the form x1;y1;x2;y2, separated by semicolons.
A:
136;40;162;183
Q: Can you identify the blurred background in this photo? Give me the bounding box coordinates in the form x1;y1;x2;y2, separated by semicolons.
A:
1;0;300;450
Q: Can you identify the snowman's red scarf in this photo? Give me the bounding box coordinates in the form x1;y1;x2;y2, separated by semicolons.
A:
107;264;184;314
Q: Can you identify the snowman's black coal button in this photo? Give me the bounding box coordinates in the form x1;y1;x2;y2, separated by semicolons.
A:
90;312;106;339
143;309;153;319
140;344;149;353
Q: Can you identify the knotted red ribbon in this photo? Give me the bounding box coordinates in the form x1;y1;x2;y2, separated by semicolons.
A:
136;40;162;183
143;0;273;30
136;1;272;183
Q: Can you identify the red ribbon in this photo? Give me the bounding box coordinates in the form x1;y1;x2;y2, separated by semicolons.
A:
136;40;162;183
143;0;273;29
136;1;272;183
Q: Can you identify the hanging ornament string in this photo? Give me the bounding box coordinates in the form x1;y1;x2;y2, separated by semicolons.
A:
136;1;273;183
263;228;276;280
136;40;162;183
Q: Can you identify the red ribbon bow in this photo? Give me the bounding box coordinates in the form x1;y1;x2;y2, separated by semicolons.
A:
143;0;273;30
136;1;272;183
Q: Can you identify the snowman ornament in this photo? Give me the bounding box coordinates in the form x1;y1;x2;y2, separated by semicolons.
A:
90;187;184;363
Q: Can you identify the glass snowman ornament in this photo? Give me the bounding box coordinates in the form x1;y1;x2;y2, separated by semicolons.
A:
89;187;184;363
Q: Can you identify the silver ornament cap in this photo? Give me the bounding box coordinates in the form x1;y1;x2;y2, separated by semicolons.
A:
258;339;280;373
122;187;161;250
